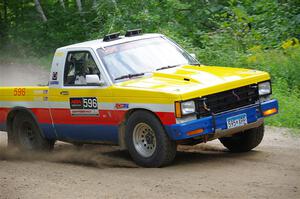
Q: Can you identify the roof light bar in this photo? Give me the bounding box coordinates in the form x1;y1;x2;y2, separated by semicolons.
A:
103;32;120;42
125;29;142;37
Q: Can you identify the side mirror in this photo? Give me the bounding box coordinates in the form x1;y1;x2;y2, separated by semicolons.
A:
86;74;105;86
190;53;196;59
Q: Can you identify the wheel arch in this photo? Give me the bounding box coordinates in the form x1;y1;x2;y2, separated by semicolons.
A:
118;108;167;149
6;107;44;138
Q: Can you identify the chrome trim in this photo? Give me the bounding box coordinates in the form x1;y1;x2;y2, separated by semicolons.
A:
213;103;260;116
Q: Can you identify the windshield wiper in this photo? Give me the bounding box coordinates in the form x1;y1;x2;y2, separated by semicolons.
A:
156;64;180;71
189;63;201;66
114;73;145;81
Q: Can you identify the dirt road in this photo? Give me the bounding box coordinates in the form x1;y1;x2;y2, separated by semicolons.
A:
0;63;299;199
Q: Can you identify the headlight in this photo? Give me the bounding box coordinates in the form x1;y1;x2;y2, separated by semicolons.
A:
181;100;196;115
258;81;271;96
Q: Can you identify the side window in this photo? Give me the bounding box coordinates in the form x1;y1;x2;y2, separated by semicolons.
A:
64;51;101;86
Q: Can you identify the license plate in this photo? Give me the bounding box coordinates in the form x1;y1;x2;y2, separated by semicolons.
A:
226;113;248;129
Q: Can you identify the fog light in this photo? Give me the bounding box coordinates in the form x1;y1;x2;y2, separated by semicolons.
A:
263;108;277;116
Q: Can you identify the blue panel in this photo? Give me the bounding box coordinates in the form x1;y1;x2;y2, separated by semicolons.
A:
40;124;57;140
54;124;119;143
165;99;278;141
0;123;6;131
261;99;279;117
164;116;213;140
213;105;260;131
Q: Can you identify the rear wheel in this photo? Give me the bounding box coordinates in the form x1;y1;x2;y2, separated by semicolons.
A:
219;124;264;152
125;111;176;167
12;112;54;151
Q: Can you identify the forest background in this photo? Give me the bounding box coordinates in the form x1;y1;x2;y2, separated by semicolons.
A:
0;0;299;129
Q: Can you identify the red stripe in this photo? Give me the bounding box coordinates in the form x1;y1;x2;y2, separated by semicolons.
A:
0;108;10;124
0;107;176;126
31;108;53;124
156;112;176;125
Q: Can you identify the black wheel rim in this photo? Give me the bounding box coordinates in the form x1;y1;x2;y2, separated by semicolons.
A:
19;122;36;150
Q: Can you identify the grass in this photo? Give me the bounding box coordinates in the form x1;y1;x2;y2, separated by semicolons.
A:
245;47;300;130
265;81;300;129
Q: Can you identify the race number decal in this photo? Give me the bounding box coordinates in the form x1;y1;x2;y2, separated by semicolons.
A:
13;88;26;96
70;97;99;116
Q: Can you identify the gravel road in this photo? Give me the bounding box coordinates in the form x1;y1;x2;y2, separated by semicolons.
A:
0;63;299;199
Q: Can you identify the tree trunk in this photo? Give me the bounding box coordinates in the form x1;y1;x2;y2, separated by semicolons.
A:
59;0;65;10
34;0;47;22
93;0;97;8
75;0;83;15
3;0;7;24
0;8;3;42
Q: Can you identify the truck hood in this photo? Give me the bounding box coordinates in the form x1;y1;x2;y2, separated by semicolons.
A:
115;65;270;100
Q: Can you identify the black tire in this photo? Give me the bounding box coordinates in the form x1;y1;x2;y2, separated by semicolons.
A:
12;112;55;151
219;124;264;152
125;111;177;167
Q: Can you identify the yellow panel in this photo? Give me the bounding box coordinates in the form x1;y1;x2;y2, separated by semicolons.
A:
0;65;271;105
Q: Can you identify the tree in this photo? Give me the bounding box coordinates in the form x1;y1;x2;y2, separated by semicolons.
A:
34;0;47;22
93;0;97;8
75;0;83;15
59;0;65;10
3;0;7;24
0;0;8;47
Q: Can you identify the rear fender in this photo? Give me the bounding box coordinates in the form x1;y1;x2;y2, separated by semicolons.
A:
7;107;52;139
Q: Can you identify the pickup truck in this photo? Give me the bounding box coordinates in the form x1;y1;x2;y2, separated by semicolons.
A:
0;30;278;167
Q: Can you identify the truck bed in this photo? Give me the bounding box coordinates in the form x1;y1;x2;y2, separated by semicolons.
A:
0;86;50;131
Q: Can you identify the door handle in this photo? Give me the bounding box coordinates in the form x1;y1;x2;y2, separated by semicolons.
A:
60;91;69;95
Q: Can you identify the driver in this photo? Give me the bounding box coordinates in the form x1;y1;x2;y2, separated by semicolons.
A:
74;53;100;85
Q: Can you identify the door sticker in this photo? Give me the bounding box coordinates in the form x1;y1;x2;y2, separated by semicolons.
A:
52;72;58;80
70;97;99;116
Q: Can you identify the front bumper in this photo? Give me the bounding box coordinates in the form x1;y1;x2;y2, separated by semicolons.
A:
165;99;278;141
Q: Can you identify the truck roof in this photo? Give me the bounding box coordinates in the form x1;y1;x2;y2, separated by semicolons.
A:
57;33;162;51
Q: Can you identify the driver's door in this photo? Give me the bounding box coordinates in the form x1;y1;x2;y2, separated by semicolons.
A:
50;50;118;143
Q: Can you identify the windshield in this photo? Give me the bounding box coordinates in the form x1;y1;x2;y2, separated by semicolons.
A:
97;37;199;81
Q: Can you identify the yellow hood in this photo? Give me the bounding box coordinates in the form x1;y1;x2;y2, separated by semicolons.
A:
115;65;270;101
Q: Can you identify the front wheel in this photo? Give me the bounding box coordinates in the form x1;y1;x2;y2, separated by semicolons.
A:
125;111;176;167
219;124;264;152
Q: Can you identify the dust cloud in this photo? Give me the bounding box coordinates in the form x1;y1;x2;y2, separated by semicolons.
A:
0;139;138;169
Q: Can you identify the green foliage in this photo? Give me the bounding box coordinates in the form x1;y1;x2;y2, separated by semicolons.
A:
267;80;300;129
0;0;299;129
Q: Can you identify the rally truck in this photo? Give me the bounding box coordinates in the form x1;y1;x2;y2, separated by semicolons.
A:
0;30;278;167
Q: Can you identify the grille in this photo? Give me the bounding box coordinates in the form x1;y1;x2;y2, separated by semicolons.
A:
196;84;259;117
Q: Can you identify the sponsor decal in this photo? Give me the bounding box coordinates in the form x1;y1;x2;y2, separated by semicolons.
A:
70;97;99;116
33;97;43;101
52;72;58;80
34;90;43;94
50;81;59;85
55;52;64;57
115;103;129;109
